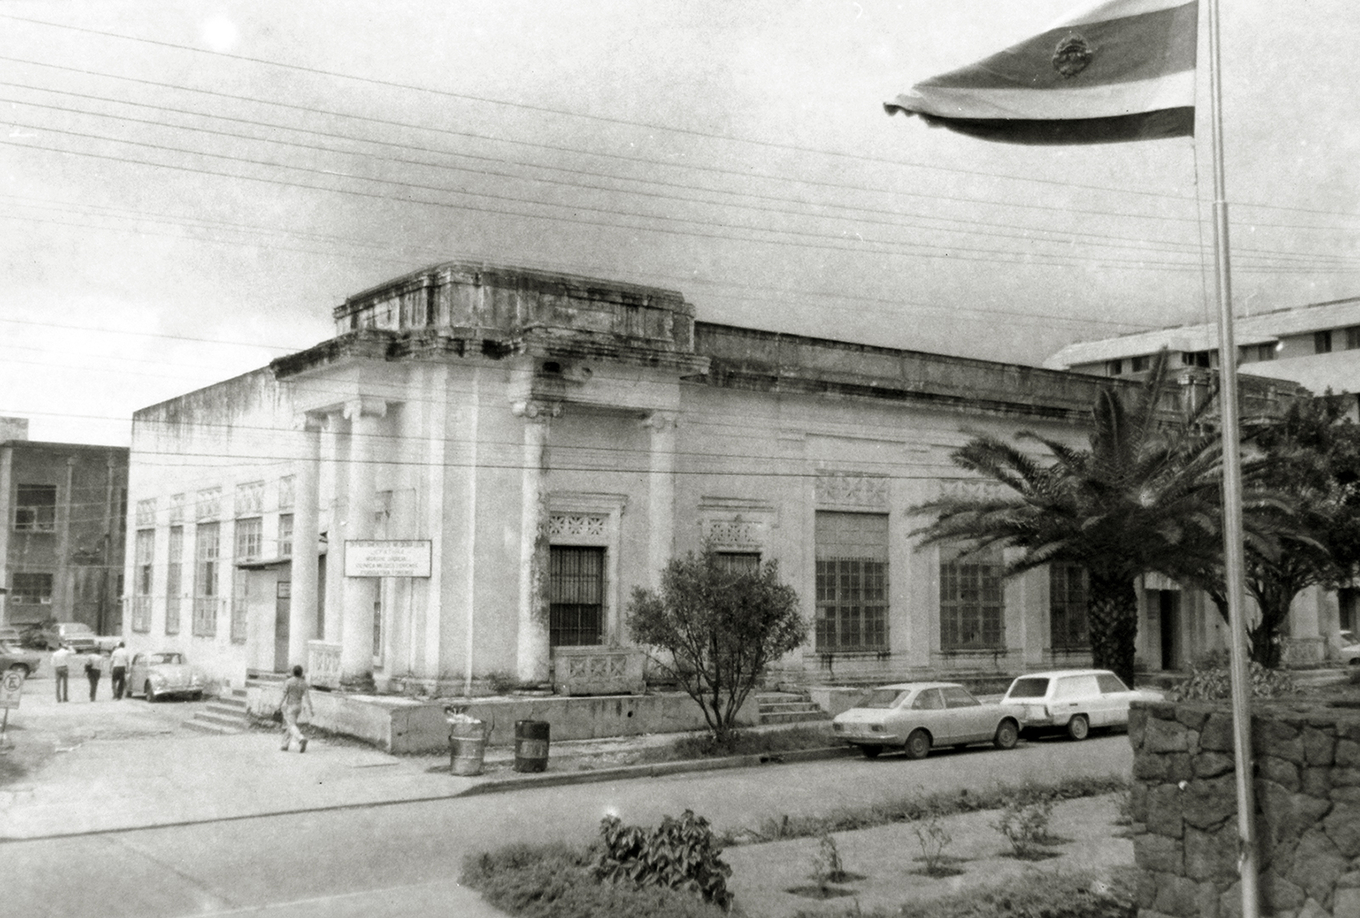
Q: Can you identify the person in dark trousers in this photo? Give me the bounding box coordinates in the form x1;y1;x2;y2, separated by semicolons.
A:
279;665;313;753
109;642;130;699
51;643;71;702
84;650;103;701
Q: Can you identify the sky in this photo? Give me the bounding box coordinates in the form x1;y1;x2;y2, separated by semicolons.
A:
2;0;1357;446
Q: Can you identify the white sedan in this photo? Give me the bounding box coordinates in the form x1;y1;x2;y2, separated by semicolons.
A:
1000;669;1162;740
1339;631;1360;666
128;651;207;702
831;681;1021;760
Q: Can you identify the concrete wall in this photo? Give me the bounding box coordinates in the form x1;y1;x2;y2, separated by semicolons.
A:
248;685;756;754
1128;698;1360;918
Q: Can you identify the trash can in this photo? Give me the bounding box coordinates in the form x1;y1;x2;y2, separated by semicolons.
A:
446;705;489;777
513;719;549;773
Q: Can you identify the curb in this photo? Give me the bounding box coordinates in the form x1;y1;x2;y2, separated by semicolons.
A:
459;745;856;796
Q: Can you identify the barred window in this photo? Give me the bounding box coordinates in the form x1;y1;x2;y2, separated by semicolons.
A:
14;484;56;532
230;570;248;644
193;522;219;637
940;545;1005;651
815;512;888;653
1049;564;1089;651
235;517;262;561
132;529;154;633
11;572;53;605
278;514;294;558
715;551;760;575
166;526;183;635
549;546;604;647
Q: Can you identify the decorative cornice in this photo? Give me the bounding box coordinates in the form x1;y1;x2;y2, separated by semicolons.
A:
511;399;562;421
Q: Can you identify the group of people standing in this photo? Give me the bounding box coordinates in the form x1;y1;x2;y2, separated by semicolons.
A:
50;642;131;702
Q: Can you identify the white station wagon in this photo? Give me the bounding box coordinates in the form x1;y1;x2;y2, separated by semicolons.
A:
1000;669;1162;740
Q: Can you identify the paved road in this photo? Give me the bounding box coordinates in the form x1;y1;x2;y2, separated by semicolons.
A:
4;733;1130;918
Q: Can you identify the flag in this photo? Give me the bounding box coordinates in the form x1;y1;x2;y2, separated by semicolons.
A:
885;0;1197;145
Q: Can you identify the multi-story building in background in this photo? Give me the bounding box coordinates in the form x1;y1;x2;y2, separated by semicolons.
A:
121;262;1309;694
0;417;128;636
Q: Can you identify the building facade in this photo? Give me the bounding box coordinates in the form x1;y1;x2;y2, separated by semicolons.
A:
0;418;129;636
122;263;1307;693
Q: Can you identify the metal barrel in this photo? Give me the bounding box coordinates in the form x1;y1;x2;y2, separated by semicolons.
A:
449;719;488;776
513;719;549;773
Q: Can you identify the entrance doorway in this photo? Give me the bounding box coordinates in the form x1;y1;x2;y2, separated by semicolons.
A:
1157;591;1181;671
274;580;291;672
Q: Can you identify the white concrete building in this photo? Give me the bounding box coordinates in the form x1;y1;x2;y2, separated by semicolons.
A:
122;263;1307;694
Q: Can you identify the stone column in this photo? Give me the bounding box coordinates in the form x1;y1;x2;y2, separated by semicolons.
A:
339;398;386;688
512;399;556;684
643;411;678;589
288;413;322;668
321;411;345;643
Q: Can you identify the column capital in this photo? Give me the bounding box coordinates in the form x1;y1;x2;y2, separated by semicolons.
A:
294;412;326;433
641;410;679;432
511;399;562;421
343;397;389;422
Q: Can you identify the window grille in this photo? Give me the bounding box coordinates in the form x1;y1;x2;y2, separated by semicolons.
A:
135;498;156;528
14;484;56;532
549;546;604;647
1049;564;1089;651
235;480;264;515
166;527;183;635
278;514;294;558
235;517;263;561
196;488;221;521
132;529;154;632
10;572;53;605
193;522;219;636
940;546;1005;651
814;512;889;653
715;551;760;574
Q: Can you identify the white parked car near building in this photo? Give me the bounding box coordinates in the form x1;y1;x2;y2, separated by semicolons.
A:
1339;631;1360;666
831;681;1021;760
1000;669;1162;741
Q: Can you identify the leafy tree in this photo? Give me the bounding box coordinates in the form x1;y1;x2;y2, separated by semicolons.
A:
912;351;1227;687
628;546;804;742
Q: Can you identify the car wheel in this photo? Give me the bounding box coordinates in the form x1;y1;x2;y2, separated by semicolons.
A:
904;729;931;760
859;744;882;759
1066;714;1090;741
993;719;1020;750
7;663;29;677
145;682;158;703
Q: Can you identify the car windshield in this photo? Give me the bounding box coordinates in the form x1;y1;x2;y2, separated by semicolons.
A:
1006;677;1050;699
856;688;908;709
1343;631;1357;646
62;624;95;635
149;653;184;665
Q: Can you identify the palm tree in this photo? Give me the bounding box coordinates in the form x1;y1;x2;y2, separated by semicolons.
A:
912;351;1228;687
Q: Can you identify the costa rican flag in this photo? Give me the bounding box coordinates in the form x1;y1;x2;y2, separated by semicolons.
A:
885;0;1197;145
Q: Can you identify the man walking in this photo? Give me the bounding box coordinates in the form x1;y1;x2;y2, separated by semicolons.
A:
109;642;130;700
84;649;103;701
279;665;313;753
51;643;71;702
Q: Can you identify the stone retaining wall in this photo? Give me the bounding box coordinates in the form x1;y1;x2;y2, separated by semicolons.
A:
1129;699;1360;917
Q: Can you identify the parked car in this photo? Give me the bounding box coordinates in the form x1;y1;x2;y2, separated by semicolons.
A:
0;641;42;677
1000;669;1162;740
32;622;119;653
831;681;1021;760
1339;631;1360;665
128;651;207;702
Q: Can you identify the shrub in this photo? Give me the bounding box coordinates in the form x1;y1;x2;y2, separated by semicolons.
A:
810;829;847;889
889;868;1136;918
992;798;1055;859
1168;652;1296;702
595;809;733;909
462;841;725;918
913;807;954;875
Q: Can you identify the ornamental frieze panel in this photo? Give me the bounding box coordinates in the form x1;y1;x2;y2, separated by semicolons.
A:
815;471;888;509
548;513;608;541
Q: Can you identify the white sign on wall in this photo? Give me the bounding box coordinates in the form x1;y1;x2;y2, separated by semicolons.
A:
344;540;432;578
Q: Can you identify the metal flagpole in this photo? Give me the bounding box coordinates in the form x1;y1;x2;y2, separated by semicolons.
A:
1205;0;1261;914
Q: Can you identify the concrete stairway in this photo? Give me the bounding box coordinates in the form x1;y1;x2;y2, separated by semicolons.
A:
756;690;829;725
183;687;251;735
